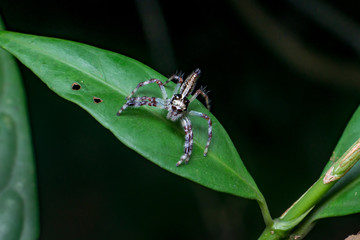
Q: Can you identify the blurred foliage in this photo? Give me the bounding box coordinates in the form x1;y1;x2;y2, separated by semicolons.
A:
0;0;359;239
0;19;39;240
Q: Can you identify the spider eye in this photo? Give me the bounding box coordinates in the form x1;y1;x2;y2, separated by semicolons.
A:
174;94;181;99
172;106;177;111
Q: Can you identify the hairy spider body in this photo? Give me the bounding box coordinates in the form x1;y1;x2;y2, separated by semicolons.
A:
117;68;212;166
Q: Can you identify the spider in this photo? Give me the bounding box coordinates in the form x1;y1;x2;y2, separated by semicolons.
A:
117;68;212;166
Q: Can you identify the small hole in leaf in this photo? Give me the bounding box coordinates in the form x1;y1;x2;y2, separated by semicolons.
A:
93;97;103;104
72;82;81;90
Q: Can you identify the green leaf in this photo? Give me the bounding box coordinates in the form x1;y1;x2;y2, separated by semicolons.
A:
0;24;39;239
311;106;360;219
0;31;264;203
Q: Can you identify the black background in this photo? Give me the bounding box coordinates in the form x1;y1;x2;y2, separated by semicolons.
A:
0;0;359;239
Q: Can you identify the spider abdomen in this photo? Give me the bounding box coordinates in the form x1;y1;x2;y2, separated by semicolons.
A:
180;68;201;97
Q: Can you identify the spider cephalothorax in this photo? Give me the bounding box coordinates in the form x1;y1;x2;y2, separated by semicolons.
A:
167;94;189;121
117;68;212;166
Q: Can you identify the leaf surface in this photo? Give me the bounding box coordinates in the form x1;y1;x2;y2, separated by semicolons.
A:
0;25;39;239
0;31;264;202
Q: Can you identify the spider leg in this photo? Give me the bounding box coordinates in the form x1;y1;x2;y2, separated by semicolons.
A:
126;79;168;100
164;73;184;95
189;87;211;110
177;117;194;166
117;97;165;115
188;111;212;156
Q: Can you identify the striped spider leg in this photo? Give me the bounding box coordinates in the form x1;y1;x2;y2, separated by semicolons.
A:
117;68;212;166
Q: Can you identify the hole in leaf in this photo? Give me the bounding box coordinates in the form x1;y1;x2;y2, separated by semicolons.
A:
72;82;81;90
93;97;103;104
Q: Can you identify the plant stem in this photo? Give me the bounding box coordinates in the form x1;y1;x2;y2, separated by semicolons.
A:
257;199;273;227
279;178;335;222
323;138;360;184
258;138;360;239
258;226;286;240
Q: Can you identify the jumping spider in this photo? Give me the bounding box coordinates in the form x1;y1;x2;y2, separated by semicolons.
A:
117;68;212;166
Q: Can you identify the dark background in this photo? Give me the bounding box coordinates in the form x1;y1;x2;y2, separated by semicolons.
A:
0;0;359;239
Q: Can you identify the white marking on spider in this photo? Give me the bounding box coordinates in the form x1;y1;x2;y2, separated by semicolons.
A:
117;68;212;166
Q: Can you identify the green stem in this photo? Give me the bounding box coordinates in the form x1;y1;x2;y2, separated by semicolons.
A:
258;138;360;239
288;219;317;240
323;138;360;184
279;178;335;222
257;199;273;227
258;226;285;240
